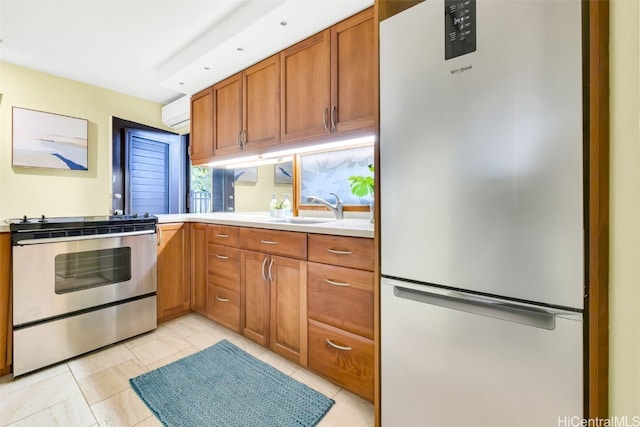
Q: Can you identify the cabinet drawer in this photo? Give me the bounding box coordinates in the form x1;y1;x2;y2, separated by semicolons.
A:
207;225;239;247
240;228;307;260
308;262;374;339
208;244;240;292
308;319;374;402
207;285;240;332
308;234;373;271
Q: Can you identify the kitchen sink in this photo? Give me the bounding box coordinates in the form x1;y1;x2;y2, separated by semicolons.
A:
266;217;336;225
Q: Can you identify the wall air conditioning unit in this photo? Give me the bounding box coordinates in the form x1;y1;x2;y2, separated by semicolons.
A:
161;95;190;129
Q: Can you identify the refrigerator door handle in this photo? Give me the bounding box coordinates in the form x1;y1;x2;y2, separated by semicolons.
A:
392;284;581;330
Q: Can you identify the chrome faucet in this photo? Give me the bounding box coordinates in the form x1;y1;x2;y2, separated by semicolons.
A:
306;192;344;220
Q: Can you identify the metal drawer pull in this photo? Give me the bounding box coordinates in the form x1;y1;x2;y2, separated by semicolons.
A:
216;233;229;238
325;278;351;287
326;339;352;351
268;259;275;282
216;296;230;302
261;257;268;281
260;240;278;245
326;248;352;255
215;254;229;260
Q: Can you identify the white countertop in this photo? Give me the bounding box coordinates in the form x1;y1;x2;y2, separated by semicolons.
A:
0;213;374;238
156;213;374;238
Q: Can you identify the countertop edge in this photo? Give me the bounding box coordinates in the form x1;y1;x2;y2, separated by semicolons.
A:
155;214;374;239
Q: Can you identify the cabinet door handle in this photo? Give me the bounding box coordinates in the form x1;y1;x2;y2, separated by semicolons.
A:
260;239;278;245
322;107;329;131
216;233;229;238
268;259;274;282
330;105;337;130
326;248;352;255
242;129;247;146
237;131;243;149
261;257;268;281
215;254;229;260
325;278;351;287
326;339;352;351
216;295;230;302
157;226;162;246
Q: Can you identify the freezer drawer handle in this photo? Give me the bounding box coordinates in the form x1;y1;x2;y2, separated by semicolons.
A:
216;296;230;302
326;339;352;351
326;248;352;255
325;278;351;287
393;285;561;330
215;254;229;260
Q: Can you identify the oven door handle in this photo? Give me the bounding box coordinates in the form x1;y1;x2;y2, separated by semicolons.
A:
15;229;157;245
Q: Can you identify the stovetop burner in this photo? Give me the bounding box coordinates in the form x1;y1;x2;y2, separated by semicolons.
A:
6;213;157;231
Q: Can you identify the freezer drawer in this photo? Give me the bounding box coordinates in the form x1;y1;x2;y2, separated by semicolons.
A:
381;278;583;427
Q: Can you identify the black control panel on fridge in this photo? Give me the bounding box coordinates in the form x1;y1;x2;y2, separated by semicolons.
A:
445;0;476;60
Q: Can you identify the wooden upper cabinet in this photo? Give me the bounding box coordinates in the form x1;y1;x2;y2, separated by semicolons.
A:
213;73;243;157
281;30;332;143
331;7;375;134
280;7;375;143
190;87;214;164
243;55;281;150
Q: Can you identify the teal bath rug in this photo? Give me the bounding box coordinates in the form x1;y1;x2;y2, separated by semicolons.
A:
129;339;334;427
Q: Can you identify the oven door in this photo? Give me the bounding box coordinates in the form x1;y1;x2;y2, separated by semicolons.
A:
13;232;157;326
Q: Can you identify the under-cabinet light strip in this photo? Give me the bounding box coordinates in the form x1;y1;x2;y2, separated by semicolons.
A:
205;134;374;169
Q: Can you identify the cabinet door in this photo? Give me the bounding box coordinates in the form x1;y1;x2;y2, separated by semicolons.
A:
331;7;375;134
241;250;270;346
213;73;243;156
244;54;280;150
191;223;207;315
157;223;191;321
269;256;307;365
0;233;11;375
281;30;331;143
190;87;213;164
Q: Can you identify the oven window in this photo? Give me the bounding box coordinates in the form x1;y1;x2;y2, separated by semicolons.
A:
55;247;132;294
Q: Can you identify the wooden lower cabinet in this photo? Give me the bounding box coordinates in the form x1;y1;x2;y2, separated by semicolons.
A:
191;223;207;315
241;250;307;365
307;234;375;402
207;242;241;332
157;223;191;322
308;319;374;402
1;233;11;375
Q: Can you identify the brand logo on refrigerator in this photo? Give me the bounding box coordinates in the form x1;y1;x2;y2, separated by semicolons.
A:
450;64;472;75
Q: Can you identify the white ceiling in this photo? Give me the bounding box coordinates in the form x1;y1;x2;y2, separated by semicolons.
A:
0;0;373;105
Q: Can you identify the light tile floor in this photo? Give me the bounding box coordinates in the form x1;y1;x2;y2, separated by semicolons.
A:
0;313;374;427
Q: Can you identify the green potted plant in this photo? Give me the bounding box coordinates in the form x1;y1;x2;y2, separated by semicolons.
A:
348;164;375;222
272;200;286;218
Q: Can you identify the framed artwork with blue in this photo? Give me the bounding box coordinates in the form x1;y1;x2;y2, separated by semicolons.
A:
12;107;88;171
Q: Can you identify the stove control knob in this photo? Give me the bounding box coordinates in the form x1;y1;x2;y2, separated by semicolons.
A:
143;212;149;218
22;215;28;223
40;214;46;222
132;212;138;218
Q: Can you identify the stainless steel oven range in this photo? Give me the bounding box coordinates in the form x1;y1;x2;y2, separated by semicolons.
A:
8;214;158;376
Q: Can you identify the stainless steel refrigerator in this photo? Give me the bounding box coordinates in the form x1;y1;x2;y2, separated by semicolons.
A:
380;1;584;425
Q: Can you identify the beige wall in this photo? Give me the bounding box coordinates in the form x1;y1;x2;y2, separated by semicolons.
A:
0;61;171;219
609;0;640;416
234;164;293;213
